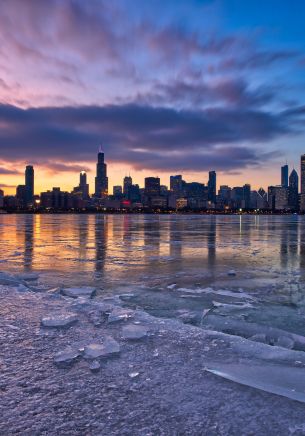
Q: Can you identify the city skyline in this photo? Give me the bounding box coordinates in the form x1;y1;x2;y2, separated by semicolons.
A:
0;148;302;197
0;149;303;212
0;149;303;197
1;0;305;194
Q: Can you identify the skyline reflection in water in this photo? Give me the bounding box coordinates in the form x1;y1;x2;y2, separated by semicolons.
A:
1;214;305;305
0;215;305;282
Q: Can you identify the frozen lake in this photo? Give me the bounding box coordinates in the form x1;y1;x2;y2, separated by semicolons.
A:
3;213;305;430
1;213;305;334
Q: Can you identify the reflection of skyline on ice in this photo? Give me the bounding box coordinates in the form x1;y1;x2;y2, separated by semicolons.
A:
2;214;305;328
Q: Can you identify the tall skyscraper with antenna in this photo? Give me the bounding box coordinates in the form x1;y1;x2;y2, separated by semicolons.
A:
94;146;108;198
25;165;34;206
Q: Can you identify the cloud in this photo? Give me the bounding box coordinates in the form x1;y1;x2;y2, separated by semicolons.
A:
0;183;16;189
134;78;274;108
0;101;301;173
41;162;91;174
0;166;21;175
0;0;301;109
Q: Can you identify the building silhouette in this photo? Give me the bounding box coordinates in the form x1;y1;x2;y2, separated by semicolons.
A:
208;171;216;203
79;171;89;199
94;150;108;198
281;164;288;187
123;176;132;198
25;165;34;206
289;169;299;210
300;155;305;212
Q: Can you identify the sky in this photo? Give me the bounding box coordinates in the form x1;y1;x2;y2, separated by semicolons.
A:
0;0;305;195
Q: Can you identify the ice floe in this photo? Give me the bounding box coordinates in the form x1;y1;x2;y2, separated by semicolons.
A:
54;347;81;367
41;314;78;328
84;338;120;360
122;324;148;340
61;287;96;298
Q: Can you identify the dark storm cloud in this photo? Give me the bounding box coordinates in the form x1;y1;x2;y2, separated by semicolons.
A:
0;101;300;172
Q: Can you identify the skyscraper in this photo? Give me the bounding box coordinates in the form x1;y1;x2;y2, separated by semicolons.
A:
25;165;34;206
243;184;251;209
113;185;123;197
208;171;216;203
0;189;4;208
170;175;183;196
281;164;288;187
289;169;299;211
79;171;89;199
145;177;160;197
123;176;132;198
301;155;305;212
94;149;108;198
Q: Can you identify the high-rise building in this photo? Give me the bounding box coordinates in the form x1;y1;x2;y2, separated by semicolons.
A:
257;188;268;209
25;165;34;206
231;187;244;209
128;184;141;202
300;155;305;212
79;171;89;199
170;175;183;195
113;185;123;197
0;189;4;208
208;171;216;203
218;185;231;208
72;171;89;200
243;184;251;209
289;169;299;211
94;149;108;198
268;185;289;211
16;185;26;208
123;176;132;198
145;177;160;197
281;164;289;187
144;177;160;207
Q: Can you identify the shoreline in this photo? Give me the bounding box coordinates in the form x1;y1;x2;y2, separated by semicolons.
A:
0;210;302;215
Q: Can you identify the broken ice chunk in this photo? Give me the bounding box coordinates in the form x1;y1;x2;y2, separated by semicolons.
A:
129;372;139;378
108;307;135;323
249;333;267;344
205;361;305;404
0;272;22;286
61;287;96;298
84;337;120;360
41;314;78;328
122;324;148;340
89;360;101;372
167;284;177;290
16;273;39;281
227;270;236;276
177;310;198;325
275;336;295;350
54;347;80;367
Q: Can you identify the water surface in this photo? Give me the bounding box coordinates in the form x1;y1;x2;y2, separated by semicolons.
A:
1;214;305;334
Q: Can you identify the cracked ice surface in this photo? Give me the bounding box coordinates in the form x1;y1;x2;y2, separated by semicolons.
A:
3;215;305;433
2;284;305;434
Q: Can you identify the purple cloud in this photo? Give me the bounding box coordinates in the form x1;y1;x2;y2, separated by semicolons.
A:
0;101;301;172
